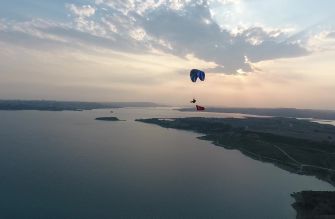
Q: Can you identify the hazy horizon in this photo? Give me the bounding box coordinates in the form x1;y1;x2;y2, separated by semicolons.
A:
1;0;335;109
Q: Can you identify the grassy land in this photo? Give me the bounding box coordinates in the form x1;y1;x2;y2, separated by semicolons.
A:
291;191;335;218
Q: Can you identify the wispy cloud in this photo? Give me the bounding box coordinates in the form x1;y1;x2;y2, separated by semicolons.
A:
0;0;316;74
66;4;96;17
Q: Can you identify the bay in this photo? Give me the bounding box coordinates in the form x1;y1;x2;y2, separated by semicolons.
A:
0;108;333;219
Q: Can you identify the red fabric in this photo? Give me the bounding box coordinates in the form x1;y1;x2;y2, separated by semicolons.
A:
196;105;205;111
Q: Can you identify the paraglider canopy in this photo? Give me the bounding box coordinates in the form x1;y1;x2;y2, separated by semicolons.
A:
190;69;205;82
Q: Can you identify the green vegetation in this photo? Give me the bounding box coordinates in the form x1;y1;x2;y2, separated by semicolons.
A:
291;191;335;218
137;117;335;186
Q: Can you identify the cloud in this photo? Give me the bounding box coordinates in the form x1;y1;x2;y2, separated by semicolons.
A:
0;0;313;74
0;18;71;45
328;32;335;38
66;4;96;17
65;4;109;38
307;31;335;52
139;2;308;73
94;0;189;15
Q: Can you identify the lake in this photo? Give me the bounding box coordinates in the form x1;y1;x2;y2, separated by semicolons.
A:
0;107;333;219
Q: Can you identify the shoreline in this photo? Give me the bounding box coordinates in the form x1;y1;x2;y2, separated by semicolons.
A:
137;117;335;186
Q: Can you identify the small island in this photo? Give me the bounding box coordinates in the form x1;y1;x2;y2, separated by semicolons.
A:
291;191;335;218
95;117;124;121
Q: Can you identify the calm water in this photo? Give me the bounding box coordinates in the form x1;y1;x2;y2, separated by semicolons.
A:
0;107;333;219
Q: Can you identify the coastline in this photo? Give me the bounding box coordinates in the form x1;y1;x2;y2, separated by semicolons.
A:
137;117;335;218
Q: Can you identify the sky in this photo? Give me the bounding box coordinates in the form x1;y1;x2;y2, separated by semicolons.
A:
1;0;335;109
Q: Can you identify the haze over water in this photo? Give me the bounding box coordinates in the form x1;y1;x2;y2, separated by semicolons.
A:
0;108;333;219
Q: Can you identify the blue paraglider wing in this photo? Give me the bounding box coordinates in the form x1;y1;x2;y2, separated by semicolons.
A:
190;69;205;82
190;69;198;82
198;71;205;81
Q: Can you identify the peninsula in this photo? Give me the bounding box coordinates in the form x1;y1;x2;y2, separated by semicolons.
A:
178;107;335;120
137;117;335;186
137;117;335;218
